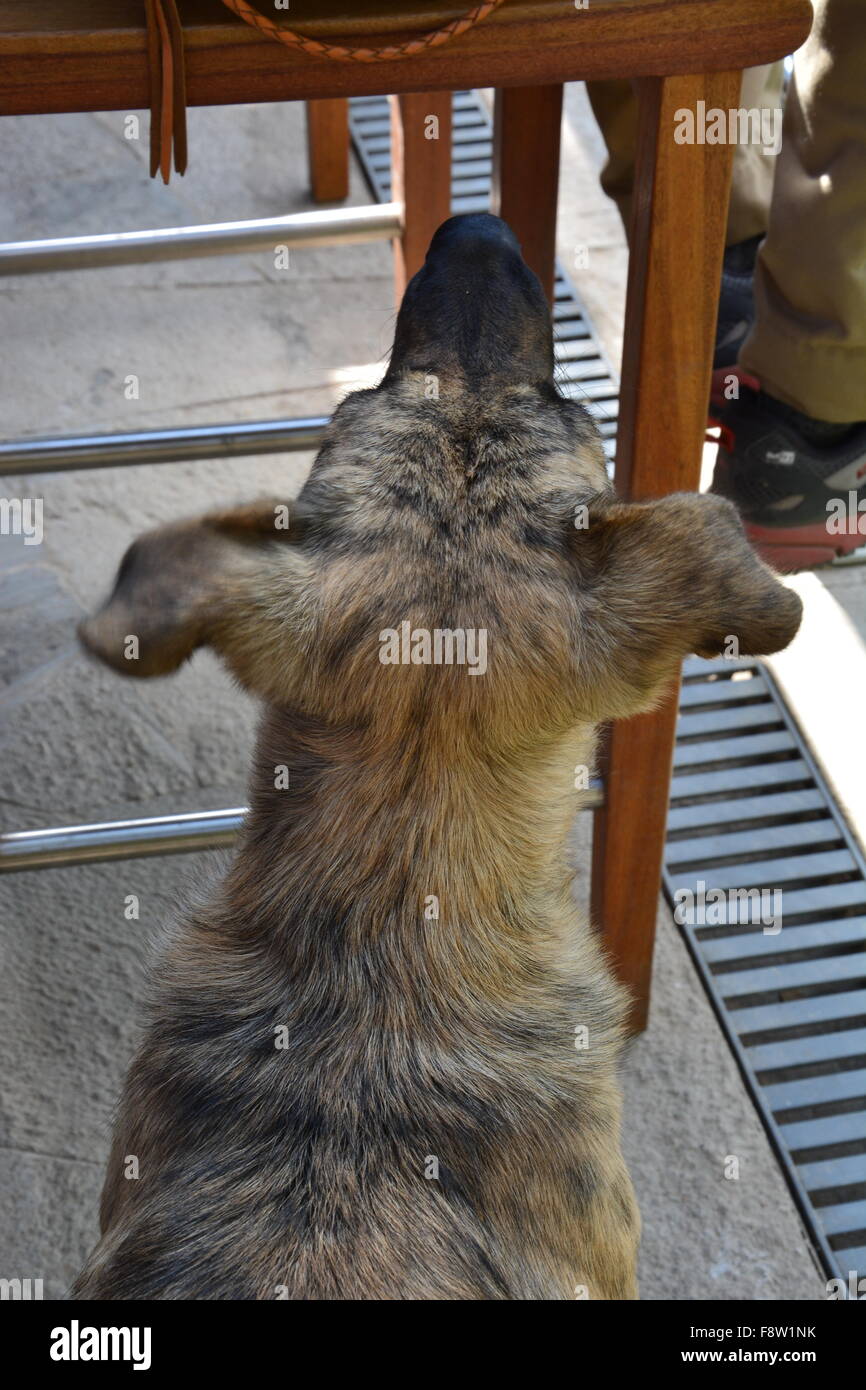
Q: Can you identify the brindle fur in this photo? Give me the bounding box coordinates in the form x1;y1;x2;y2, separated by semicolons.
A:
73;215;801;1300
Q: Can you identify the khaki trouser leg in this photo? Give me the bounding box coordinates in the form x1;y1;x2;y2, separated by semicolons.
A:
585;66;780;247
740;0;866;422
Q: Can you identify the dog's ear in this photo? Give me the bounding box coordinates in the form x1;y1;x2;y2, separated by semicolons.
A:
79;499;314;684
568;491;802;715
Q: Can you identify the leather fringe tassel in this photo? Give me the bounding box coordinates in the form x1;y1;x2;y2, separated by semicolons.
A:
145;0;188;183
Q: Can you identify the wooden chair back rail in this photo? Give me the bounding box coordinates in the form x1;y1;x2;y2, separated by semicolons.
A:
0;0;811;114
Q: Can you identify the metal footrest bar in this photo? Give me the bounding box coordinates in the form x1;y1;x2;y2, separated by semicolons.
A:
0;416;329;476
0;808;247;872
0;783;605;872
0;202;402;275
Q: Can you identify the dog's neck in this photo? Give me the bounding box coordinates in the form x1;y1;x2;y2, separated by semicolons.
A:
221;704;597;1003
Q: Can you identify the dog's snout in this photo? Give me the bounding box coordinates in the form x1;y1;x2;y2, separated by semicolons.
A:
386;213;554;389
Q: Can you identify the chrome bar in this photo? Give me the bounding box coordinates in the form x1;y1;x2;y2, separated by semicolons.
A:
0;202;402;275
0;784;604;872
0;416;329;475
0;808;247;872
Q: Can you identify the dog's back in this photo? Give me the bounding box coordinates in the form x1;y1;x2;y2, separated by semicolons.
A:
73;215;800;1300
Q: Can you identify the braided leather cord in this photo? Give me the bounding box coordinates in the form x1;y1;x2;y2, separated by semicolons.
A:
220;0;508;63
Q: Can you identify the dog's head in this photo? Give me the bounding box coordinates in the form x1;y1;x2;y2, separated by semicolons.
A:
80;215;801;736
386;213;555;392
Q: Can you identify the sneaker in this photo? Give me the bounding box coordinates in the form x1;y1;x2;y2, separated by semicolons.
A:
710;386;866;571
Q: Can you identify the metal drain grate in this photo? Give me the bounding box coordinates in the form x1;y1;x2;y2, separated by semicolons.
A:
665;656;866;1288
348;91;620;462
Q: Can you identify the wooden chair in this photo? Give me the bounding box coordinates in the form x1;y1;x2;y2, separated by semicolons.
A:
0;0;812;1029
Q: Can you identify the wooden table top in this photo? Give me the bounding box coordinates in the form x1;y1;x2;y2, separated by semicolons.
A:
0;0;812;116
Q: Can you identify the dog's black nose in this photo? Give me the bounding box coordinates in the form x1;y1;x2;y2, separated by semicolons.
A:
426;212;522;261
386;213;554;390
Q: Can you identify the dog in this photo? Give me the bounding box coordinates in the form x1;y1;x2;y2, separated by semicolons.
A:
73;213;802;1299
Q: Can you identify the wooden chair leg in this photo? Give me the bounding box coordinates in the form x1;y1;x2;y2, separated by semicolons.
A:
492;85;563;305
591;70;741;1034
305;98;349;203
390;91;453;298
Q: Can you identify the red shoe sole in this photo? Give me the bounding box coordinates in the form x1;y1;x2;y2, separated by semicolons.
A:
746;519;866;572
